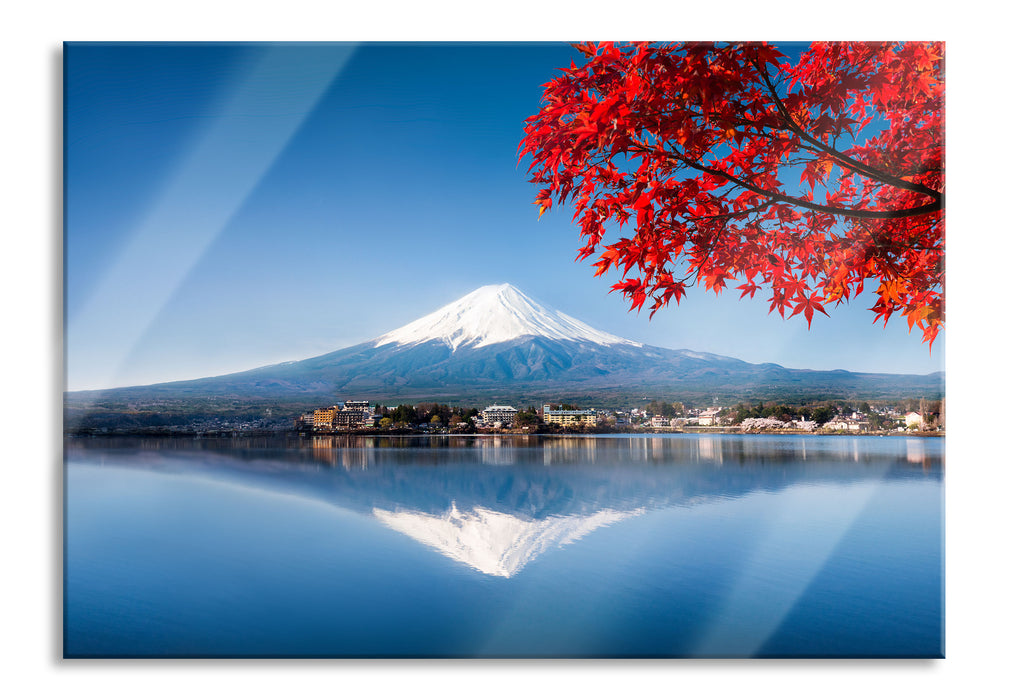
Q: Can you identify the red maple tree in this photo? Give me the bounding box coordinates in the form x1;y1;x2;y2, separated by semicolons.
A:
520;42;944;348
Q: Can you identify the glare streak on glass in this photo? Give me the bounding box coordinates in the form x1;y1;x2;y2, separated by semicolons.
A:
67;45;355;391
692;481;881;657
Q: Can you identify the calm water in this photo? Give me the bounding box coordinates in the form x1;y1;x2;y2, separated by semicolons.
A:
64;434;943;658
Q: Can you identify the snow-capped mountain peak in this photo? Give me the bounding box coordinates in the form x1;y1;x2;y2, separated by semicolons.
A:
374;283;641;351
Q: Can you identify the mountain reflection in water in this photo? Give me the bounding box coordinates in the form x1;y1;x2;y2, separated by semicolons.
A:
65;434;944;657
66;434;941;579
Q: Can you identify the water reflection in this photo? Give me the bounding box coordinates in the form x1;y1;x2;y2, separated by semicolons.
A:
907;439;925;463
72;433;944;469
697;437;719;462
311;436;371;470
66;434;943;578
373;503;644;577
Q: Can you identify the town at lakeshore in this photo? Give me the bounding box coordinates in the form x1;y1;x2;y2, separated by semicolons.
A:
288;398;944;437
65;394;946;436
65;396;943;437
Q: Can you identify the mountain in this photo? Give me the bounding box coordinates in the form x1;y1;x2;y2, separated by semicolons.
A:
66;283;944;412
375;282;638;351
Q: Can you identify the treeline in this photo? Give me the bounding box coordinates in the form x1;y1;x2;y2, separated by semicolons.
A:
644;400;685;418
64;407;289;431
373;403;480;429
724;398;943;428
642;399;828;423
730;402;832;424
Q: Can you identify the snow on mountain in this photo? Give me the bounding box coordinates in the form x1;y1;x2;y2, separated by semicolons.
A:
373;503;643;577
374;283;642;351
65;282;945;408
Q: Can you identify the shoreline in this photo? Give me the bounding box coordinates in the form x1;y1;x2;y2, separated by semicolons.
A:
64;427;946;439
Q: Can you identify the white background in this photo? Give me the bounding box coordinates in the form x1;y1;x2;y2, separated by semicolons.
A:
3;1;1003;697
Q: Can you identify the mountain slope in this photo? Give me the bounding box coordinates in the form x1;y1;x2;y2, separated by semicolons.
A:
67;283;944;406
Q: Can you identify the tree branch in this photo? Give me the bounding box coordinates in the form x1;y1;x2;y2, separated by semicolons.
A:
640;143;944;220
752;61;944;204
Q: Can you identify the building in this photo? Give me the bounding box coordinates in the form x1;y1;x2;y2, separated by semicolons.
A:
823;418;868;433
904;411;923;430
334;400;375;430
481;405;518;427
313;407;338;430
697;408;721;426
334;408;374;429
542;404;598;426
305;400;376;431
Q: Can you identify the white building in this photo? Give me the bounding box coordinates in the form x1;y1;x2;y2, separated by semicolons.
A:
697;408;721;426
823;419;867;433
481;405;518;427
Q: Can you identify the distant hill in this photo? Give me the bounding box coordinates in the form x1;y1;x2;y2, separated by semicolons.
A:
65;284;944;426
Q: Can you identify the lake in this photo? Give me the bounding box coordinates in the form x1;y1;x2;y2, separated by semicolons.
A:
63;433;943;658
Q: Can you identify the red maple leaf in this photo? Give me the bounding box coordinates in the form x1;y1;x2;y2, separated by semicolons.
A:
520;41;944;346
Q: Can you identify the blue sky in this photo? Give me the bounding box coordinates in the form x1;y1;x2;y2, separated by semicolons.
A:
65;41;945;391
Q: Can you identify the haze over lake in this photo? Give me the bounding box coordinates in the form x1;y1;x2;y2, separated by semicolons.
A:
64;434;943;658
